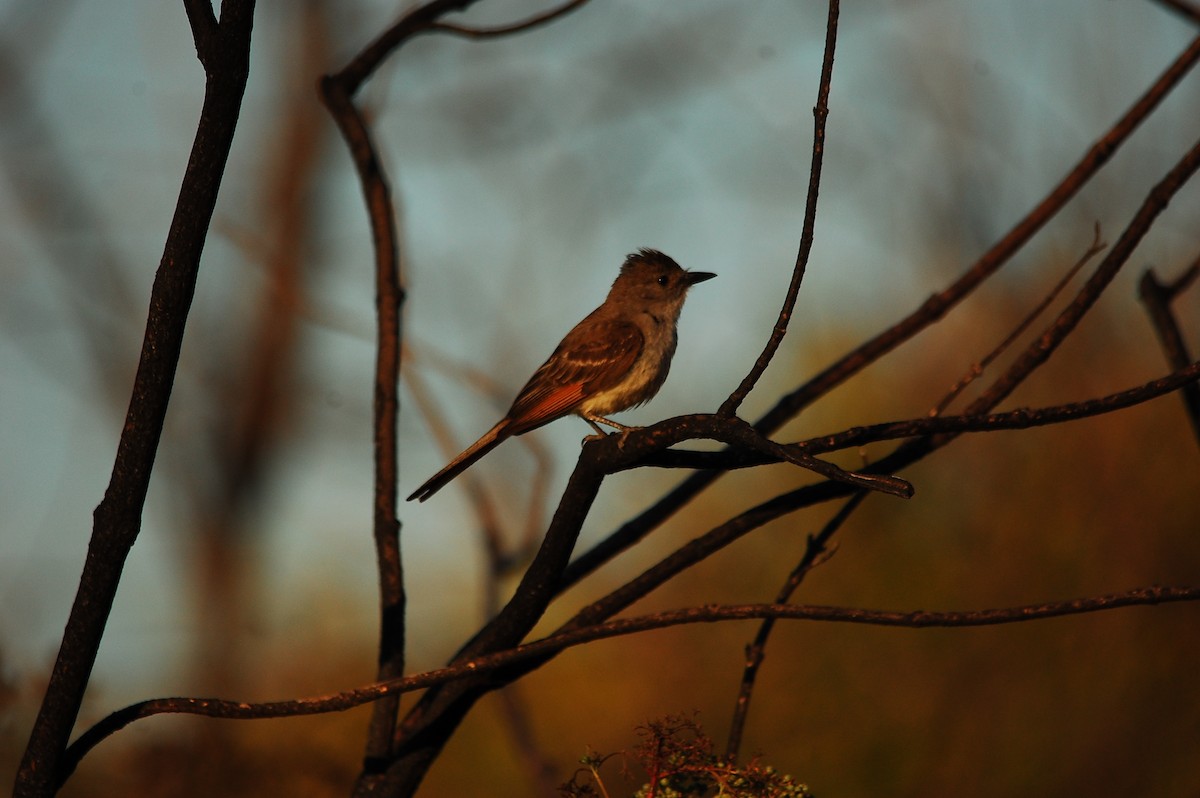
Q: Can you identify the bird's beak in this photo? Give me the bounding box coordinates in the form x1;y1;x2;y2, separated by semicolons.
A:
686;270;717;286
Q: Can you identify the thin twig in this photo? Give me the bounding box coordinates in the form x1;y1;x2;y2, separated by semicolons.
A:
719;0;840;417
428;0;591;38
630;360;1200;472
964;135;1200;419
332;0;483;95
809;360;1200;454
725;492;865;761
60;584;1200;779
932;224;1107;416
759;33;1200;434
711;417;912;498
319;68;407;773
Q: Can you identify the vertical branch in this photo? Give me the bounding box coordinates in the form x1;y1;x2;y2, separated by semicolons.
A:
719;0;840;418
318;76;408;773
319;7;489;785
320;4;592;793
14;2;258;795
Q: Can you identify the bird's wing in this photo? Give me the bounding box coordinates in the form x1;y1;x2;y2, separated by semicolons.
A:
504;319;644;435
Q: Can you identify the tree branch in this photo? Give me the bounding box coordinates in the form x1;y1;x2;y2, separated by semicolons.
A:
428;0;591;38
14;2;258;795
1139;255;1200;445
719;0;839;417
59;584;1200;778
320;68;410;780
638;360;1200;471
725;492;865;761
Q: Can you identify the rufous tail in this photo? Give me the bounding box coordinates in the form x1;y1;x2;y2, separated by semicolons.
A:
406;420;510;502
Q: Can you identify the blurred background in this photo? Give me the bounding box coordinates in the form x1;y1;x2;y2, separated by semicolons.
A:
1;1;1199;795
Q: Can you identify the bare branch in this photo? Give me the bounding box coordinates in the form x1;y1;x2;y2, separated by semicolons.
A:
1140;253;1200;445
319;70;408;778
182;0;219;59
962;137;1200;421
933;225;1106;416
328;0;484;96
725;492;865;761
60;584;1200;779
824;361;1200;452
428;0;592;38
15;2;258;794
754;32;1200;435
719;0;839;417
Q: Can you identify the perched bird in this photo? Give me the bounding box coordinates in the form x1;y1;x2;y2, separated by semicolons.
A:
407;249;715;502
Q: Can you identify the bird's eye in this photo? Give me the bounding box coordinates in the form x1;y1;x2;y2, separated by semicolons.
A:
657;276;669;286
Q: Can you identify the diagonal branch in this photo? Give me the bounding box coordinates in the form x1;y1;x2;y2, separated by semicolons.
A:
964;135;1200;417
725;491;865;761
14;2;258;795
1139;254;1200;445
933;225;1106;416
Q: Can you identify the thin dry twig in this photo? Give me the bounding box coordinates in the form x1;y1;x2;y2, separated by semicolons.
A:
632;360;1200;472
932;224;1107;416
719;0;839;418
428;0;591;38
319;72;408;771
59;584;1200;780
725;492;865;761
961;136;1200;420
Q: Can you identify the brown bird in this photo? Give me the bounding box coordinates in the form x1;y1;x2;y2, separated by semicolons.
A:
407;249;715;502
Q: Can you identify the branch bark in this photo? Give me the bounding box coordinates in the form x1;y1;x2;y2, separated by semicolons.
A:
14;2;257;795
58;583;1200;775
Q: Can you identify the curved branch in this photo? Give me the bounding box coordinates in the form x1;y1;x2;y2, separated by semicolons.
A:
320;71;408;771
429;0;592;38
719;0;839;417
60;584;1200;777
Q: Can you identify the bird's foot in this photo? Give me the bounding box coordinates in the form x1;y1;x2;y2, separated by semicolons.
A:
581;414;639;447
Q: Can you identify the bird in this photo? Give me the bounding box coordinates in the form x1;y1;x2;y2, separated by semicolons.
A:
407;249;715;502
